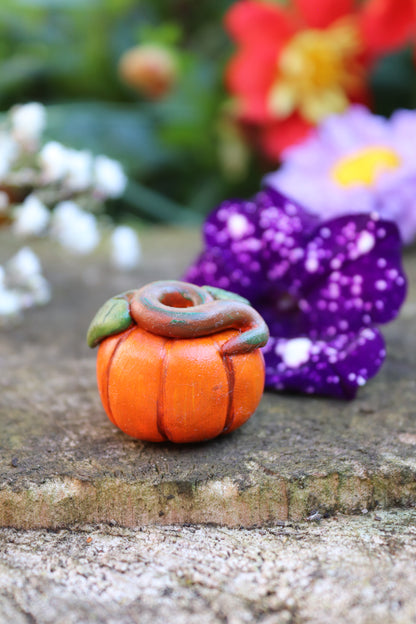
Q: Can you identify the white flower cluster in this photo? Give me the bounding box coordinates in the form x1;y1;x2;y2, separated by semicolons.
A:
39;144;127;198
0;102;142;325
11;194;141;265
0;248;50;325
1;102;127;198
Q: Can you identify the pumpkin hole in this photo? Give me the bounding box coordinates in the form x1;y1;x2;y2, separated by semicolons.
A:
160;292;195;308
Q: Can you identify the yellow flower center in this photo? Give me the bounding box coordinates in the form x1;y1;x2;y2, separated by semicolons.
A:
268;21;363;123
331;146;401;187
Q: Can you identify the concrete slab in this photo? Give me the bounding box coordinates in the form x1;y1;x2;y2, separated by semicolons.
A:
1;228;415;528
0;510;416;624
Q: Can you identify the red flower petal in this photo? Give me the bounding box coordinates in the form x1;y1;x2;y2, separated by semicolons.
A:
224;0;295;44
261;115;313;161
226;43;285;122
293;0;355;29
358;0;416;55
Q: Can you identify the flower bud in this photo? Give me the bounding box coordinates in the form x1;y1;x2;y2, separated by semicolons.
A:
118;44;177;99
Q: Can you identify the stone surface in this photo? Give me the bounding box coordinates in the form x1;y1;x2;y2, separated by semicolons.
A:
1;228;416;528
1;510;416;624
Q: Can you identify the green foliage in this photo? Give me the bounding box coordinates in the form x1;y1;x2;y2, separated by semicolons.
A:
0;0;263;222
1;0;414;222
370;48;416;117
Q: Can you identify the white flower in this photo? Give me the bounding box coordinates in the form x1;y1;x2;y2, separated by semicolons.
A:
12;194;50;237
5;247;43;283
94;155;127;198
0;266;21;317
1;249;51;317
110;225;141;269
0;132;19;180
22;274;51;307
10;102;46;149
39;141;69;183
0;289;21;317
51;201;100;254
64;149;93;191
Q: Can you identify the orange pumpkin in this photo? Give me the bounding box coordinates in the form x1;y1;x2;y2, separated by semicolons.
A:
87;280;269;443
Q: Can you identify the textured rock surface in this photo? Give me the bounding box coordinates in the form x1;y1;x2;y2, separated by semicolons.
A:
0;510;416;624
1;228;416;528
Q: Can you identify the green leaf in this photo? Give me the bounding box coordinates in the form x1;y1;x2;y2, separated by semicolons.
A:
371;48;416;116
123;180;201;225
87;292;134;348
45;102;170;174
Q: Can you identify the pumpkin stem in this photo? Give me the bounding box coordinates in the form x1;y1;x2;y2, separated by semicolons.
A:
87;281;269;353
202;285;250;306
130;280;269;354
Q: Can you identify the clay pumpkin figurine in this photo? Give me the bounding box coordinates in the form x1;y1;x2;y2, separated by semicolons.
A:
87;280;269;443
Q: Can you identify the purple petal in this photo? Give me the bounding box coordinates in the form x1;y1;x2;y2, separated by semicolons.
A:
197;197;266;299
258;187;319;293
320;106;389;146
183;248;261;300
259;187;319;239
390;109;416;160
263;328;386;399
255;298;309;340
186;188;319;300
293;214;407;337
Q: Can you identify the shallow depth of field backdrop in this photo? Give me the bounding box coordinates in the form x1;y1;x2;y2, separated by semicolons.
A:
1;0;416;221
0;0;270;225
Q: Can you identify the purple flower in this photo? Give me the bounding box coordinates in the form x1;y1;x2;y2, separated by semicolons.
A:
185;187;407;399
265;106;416;244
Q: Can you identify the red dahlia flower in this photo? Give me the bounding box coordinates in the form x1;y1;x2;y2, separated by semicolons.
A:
225;0;416;160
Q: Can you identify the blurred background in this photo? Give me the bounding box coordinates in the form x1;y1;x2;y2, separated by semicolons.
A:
0;0;269;225
0;0;416;223
2;0;416;225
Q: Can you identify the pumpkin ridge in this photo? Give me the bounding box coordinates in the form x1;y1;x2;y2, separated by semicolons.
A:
222;353;236;433
213;337;236;434
156;337;170;441
106;326;136;429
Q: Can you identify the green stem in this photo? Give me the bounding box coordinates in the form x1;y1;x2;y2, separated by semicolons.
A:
124;180;201;225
